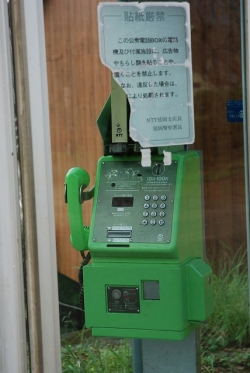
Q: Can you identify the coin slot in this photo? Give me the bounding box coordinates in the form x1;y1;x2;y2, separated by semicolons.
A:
107;244;130;248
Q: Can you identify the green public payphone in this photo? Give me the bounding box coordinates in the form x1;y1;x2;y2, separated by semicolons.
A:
65;2;214;341
65;151;213;340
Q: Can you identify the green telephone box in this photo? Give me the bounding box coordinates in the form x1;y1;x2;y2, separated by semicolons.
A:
65;150;213;340
65;1;213;341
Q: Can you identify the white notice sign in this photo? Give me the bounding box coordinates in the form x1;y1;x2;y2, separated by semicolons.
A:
98;2;194;148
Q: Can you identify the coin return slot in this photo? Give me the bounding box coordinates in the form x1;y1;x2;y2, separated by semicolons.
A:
107;230;132;238
143;281;160;300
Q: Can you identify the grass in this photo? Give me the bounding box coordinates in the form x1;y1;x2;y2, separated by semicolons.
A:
201;245;249;351
61;338;132;373
61;247;250;372
201;245;250;371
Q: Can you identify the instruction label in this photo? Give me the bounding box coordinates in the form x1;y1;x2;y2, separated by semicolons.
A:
98;2;194;147
227;100;243;123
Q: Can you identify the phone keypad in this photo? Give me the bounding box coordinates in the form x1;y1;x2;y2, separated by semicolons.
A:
142;194;167;226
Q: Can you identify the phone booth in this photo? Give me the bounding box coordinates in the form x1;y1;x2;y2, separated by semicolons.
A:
65;1;214;371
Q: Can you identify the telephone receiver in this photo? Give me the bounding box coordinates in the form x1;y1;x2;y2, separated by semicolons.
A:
65;167;94;251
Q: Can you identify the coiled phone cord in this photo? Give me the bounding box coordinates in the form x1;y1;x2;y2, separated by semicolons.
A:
78;250;91;310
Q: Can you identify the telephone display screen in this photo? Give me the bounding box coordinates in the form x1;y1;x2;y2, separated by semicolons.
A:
112;197;134;207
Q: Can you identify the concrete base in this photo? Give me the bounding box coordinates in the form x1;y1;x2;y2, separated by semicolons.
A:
132;332;200;373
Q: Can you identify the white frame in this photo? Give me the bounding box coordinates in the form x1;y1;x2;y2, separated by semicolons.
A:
19;0;62;371
0;1;27;372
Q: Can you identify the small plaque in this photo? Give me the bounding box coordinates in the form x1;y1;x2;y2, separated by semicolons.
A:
98;2;194;147
227;100;243;122
107;286;140;313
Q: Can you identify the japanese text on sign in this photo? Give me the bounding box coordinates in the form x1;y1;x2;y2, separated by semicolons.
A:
98;2;194;147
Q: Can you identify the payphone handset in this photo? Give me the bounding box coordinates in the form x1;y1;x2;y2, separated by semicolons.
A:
65;167;93;251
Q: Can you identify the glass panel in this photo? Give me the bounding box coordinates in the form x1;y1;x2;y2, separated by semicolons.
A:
190;1;246;260
44;0;107;340
44;0;246;369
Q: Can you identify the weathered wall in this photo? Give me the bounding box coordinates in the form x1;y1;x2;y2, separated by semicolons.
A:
44;0;245;280
44;0;114;280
